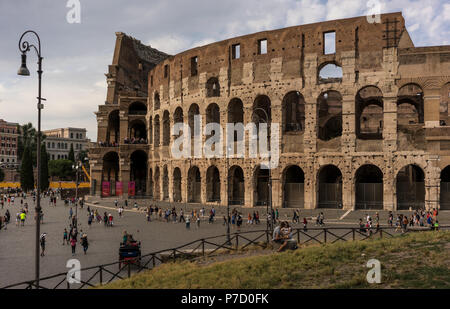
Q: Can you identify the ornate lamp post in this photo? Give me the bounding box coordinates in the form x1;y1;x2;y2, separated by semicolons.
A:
17;30;44;288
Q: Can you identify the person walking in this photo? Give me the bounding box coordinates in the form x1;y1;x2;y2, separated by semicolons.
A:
70;236;77;256
63;228;69;245
80;233;89;255
40;233;47;257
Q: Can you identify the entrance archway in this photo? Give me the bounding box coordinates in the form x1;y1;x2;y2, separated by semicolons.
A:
188;166;201;203
396;164;425;210
228;166;244;206
318;165;342;209
440;166;450;210
206;166;221;202
130;151;147;196
355;165;383;210
283;165;305;208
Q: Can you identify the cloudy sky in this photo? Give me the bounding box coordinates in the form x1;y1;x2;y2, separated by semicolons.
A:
0;0;449;141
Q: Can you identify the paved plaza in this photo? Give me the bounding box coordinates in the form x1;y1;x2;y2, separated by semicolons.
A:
1;196;449;287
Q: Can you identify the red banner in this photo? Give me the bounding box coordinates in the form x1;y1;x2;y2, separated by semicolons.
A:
128;181;136;197
102;182;111;197
116;182;123;197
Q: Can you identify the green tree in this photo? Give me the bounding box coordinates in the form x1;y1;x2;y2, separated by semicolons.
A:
0;168;5;182
40;143;50;191
68;144;75;162
20;146;35;192
49;160;75;181
17;123;46;166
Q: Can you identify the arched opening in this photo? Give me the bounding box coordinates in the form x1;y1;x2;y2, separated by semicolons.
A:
283;166;305;208
149;168;154;198
206;166;221;202
154;92;160;111
162;110;170;146
254;166;270;206
440;166;450;210
228;166;244;206
106;110;120;144
187;166;201;203
154;115;160;147
174;107;183;124
173;167;182;202
318;91;343;141
154;167;160;200
282;91;305;133
130;151;147;196
355;165;383;210
102;152;119;182
356;86;383;140
128;101;147;115
318;62;343;83
397;84;424;149
206;103;220;125
318;165;342;209
206;77;220;97
163;165;169;200
188;104;200;138
253;95;272;126
396;164;425;210
228;98;244;148
102;152;119;197
128;120;147;141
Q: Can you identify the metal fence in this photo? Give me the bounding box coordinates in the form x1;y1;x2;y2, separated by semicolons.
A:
318;183;342;209
397;182;425;210
355;183;383;210
3;226;447;290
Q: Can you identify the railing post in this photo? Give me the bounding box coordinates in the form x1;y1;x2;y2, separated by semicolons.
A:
380;229;383;239
236;234;239;250
324;229;327;243
173;249;177;262
297;229;300;244
202;240;205;257
128;263;131;278
152;254;156;268
99;266;103;286
352;228;355;241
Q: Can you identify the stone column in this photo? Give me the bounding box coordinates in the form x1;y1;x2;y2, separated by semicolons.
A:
120;158;130;199
119;111;128;144
383;96;398;152
425;157;441;211
424;88;441;152
304;98;317;154
383;158;396;211
303;160;316;209
342;95;356;154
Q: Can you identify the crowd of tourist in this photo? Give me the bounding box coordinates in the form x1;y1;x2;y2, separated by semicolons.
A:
124;137;147;145
98;141;119;147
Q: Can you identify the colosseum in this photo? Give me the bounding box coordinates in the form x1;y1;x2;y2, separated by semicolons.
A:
89;12;450;211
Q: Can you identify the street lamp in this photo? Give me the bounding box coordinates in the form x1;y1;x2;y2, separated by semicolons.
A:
18;30;44;289
72;157;88;228
252;107;273;234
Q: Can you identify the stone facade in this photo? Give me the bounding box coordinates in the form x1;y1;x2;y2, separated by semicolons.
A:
44;128;90;161
0;119;19;168
90;13;450;211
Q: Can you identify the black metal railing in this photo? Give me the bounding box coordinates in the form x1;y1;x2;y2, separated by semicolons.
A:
2;226;448;289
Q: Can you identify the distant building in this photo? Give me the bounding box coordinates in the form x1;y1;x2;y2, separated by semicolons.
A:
0;119;19;168
44;128;90;161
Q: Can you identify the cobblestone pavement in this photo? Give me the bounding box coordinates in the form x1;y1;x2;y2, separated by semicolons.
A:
1;196;449;287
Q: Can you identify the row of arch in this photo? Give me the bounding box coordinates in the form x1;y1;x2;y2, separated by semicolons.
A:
101;150;450;210
105;83;428;146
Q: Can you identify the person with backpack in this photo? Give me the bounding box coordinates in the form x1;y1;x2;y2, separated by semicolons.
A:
40;233;47;257
80;233;89;255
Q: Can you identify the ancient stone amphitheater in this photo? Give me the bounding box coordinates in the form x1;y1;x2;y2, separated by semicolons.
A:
90;12;450;211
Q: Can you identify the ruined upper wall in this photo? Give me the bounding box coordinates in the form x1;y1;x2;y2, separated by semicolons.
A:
105;32;169;105
147;12;407;100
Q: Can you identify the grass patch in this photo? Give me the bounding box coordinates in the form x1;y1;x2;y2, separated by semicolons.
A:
99;231;450;289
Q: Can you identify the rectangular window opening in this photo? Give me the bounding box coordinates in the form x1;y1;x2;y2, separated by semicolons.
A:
164;65;169;78
258;39;267;55
191;56;198;76
232;44;241;59
324;31;336;55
